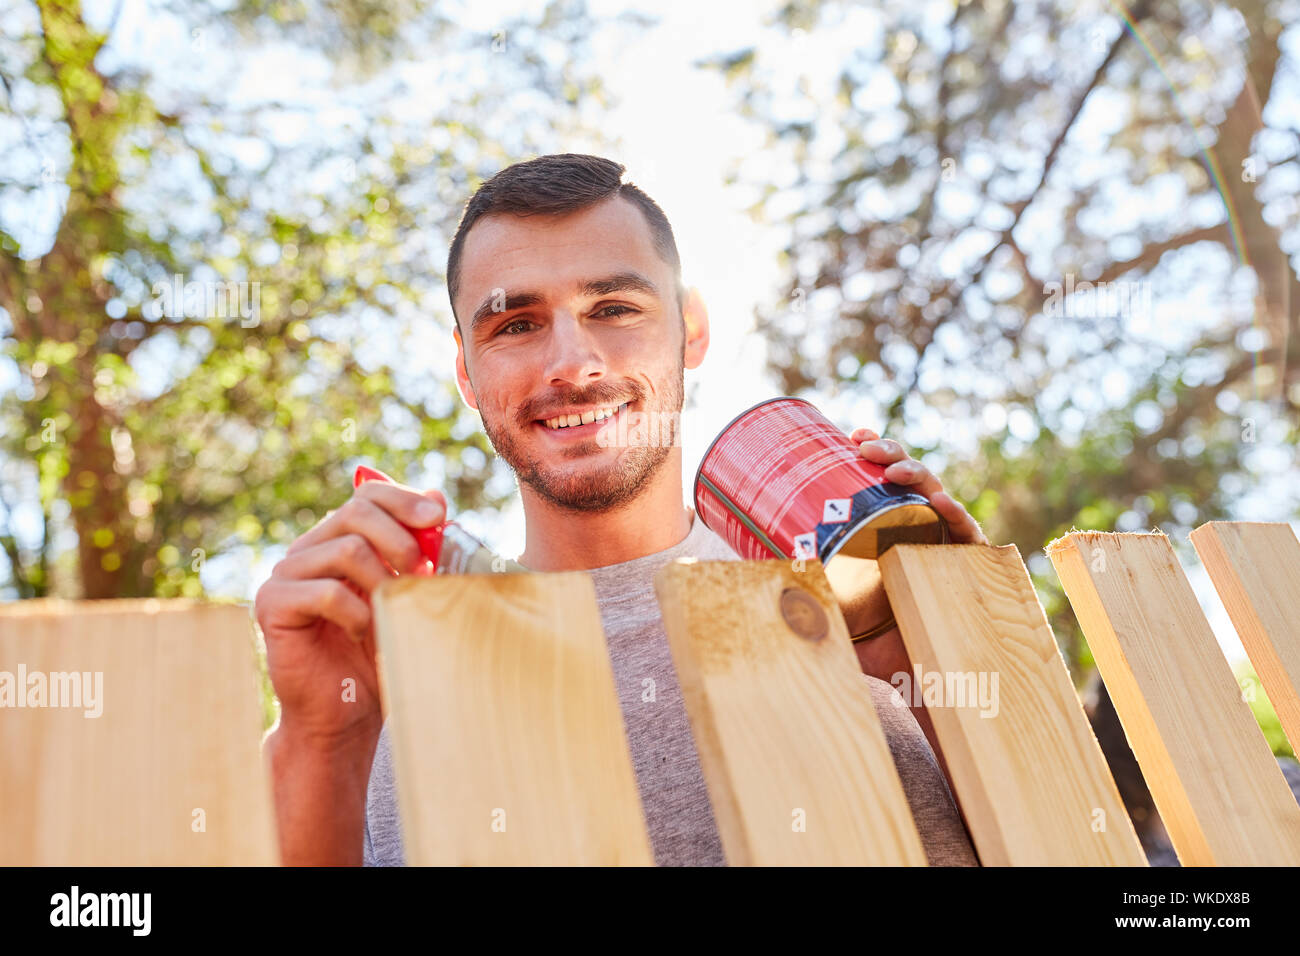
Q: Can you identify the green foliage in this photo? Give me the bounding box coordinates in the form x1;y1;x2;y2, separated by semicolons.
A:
0;0;610;598
1236;662;1295;759
706;0;1299;672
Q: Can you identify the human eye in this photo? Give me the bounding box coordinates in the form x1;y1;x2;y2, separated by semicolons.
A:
593;304;638;319
499;318;535;335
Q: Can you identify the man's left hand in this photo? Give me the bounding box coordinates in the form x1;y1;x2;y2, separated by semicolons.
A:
847;427;985;789
851;427;989;546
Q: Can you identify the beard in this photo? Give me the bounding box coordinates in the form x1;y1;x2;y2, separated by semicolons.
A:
479;346;685;514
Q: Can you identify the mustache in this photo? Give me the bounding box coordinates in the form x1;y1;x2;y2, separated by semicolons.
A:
520;383;645;423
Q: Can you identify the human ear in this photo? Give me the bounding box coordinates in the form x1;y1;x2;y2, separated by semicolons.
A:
454;325;480;411
681;287;710;370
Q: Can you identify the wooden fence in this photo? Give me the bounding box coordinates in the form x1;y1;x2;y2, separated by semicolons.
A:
1;522;1296;865
0;599;276;865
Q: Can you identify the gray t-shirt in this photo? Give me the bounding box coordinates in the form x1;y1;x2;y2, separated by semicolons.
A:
364;508;979;866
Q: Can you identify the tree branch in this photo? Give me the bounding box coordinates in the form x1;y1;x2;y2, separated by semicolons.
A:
1090;224;1230;284
885;2;1151;425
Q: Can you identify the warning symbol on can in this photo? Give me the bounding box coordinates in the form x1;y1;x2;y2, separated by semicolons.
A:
793;532;818;559
822;498;851;524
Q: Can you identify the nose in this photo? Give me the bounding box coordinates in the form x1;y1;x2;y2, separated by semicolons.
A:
541;310;606;388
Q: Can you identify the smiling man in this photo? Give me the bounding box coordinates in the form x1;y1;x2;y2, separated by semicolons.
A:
448;170;695;568
257;153;984;867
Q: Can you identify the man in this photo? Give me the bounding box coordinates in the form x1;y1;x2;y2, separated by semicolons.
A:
257;153;987;866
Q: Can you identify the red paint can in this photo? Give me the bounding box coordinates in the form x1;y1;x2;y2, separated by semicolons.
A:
694;397;949;640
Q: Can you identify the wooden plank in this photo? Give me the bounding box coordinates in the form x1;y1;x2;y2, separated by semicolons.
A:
879;543;1147;866
1190;521;1300;754
0;599;278;865
371;573;653;866
1047;531;1300;866
653;558;927;866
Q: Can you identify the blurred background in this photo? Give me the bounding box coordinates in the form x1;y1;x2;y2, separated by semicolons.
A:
2;0;1297;861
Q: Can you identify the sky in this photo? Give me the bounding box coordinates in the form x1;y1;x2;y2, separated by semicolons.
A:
3;0;1297;665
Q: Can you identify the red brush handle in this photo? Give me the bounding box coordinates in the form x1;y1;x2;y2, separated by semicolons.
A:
352;465;443;576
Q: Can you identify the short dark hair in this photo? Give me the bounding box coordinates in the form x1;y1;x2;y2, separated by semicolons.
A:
446;153;683;326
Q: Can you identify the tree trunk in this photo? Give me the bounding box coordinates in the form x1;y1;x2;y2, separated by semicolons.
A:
63;365;133;598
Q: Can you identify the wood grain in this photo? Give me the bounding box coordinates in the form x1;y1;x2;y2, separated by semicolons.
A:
1190;521;1300;754
653;558;927;866
0;599;278;865
1047;531;1300;865
371;573;653;866
879;543;1147;866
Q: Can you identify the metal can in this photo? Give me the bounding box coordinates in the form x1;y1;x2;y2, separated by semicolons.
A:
436;522;527;575
693;397;948;641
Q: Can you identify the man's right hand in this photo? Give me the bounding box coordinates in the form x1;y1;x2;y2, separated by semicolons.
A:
255;476;447;746
256;476;446;865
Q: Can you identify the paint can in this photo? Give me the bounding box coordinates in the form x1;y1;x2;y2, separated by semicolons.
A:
693;397;949;641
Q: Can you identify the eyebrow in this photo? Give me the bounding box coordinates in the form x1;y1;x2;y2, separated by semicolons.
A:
469;272;661;334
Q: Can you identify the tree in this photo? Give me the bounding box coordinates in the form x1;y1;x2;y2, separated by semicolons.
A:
706;0;1299;674
0;0;613;598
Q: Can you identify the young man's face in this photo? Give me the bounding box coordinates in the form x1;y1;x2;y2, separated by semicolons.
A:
453;195;708;513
